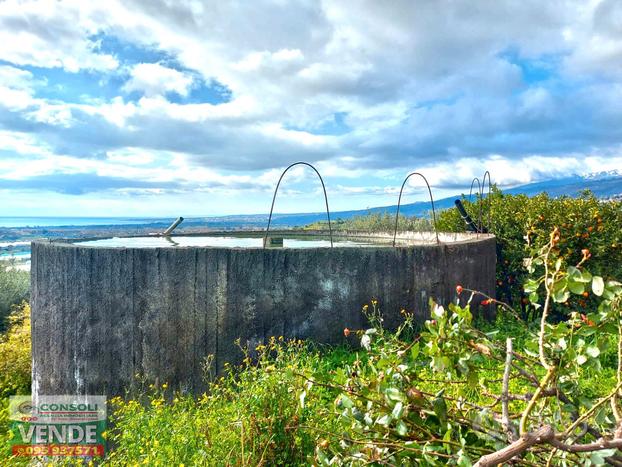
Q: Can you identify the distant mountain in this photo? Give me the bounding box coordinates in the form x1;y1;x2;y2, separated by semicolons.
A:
3;172;620;246
183;171;622;228
505;171;622;199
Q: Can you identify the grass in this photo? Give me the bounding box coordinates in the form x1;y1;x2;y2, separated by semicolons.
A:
105;339;353;466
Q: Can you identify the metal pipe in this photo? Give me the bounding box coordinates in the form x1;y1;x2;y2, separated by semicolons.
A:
162;217;184;236
455;199;482;233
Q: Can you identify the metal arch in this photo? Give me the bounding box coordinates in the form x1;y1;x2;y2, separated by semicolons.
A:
393;172;439;246
468;177;481;202
481;170;492;232
264;162;333;248
468;177;483;232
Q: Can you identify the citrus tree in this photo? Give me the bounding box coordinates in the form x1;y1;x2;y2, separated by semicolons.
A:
437;189;622;314
306;228;622;465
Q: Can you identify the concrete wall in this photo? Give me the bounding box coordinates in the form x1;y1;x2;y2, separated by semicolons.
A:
31;233;496;396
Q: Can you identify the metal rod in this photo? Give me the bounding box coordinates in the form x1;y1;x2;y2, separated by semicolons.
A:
468;177;482;232
162;217;184;236
481;170;492;232
393;172;439;246
468;177;481;201
264;162;333;248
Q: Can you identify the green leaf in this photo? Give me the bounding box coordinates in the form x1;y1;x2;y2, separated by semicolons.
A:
433;396;448;424
567;266;582;280
570;267;592;283
558;337;567;350
410;342;420;360
567;280;585;295
581;270;593;283
606;281;622;295
552;277;569;302
592;276;605;296
316;447;329;465
376;414;392;426
396;420;408;436
338;394;353;409
457;451;473;467
524;279;539;294
385;387;404;402
586;345;600;358
553;288;570;303
392;401;404;419
591;449;617;465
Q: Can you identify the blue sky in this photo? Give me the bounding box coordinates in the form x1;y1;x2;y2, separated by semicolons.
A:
0;0;621;217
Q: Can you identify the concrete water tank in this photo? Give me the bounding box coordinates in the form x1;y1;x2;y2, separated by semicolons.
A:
30;230;496;396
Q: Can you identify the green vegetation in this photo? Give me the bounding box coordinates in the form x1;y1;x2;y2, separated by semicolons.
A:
317;232;622;465
2;191;622;465
106;340;351;466
0;304;31;455
0;262;29;332
306;211;432;232
437;189;622;310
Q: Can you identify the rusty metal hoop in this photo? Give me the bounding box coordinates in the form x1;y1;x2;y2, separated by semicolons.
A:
468;177;481;202
468;177;482;232
393;172;439;246
481;171;492;232
264;162;333;248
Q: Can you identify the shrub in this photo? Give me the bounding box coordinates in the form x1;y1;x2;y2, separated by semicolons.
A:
437;189;622;311
0;304;31;462
0;263;29;332
306;212;432;232
311;230;622;465
0;303;31;399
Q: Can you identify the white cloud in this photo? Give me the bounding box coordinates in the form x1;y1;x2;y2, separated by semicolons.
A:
122;63;195;97
563;0;622;78
0;0;622;215
419;154;622;189
0;65;35;90
106;147;155;165
0;0;117;71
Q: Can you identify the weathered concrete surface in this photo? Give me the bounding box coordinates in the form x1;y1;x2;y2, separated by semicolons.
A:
31;233;496;396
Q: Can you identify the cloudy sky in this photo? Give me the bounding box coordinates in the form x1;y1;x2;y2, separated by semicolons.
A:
1;0;621;217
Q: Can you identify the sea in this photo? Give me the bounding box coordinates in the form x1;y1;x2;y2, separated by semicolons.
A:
0;217;177;268
0;217;171;228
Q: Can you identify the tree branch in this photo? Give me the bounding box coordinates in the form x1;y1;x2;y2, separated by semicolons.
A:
474;425;555;467
520;365;556;435
550;437;622;453
502;337;516;442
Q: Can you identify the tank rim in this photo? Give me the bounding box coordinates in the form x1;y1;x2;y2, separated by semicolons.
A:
31;230;496;251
